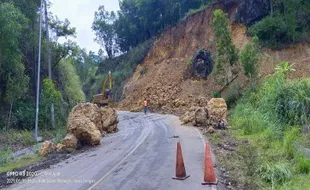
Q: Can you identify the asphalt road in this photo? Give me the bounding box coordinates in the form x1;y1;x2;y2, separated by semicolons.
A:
7;111;218;190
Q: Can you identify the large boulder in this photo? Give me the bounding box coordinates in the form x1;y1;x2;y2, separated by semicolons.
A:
180;106;209;126
39;141;56;156
100;107;119;133
191;50;213;78
61;133;78;152
68;103;119;135
67;117;102;146
68;103;103;134
207;98;228;127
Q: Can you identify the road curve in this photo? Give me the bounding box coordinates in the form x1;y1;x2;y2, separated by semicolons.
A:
7;111;218;190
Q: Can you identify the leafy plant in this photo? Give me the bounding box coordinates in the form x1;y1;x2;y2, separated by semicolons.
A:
224;83;243;107
212;91;221;98
239;37;260;79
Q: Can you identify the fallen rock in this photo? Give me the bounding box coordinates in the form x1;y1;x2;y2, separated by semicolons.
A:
207;126;216;133
68;103;119;135
180;106;209;126
191;50;213;78
173;99;187;107
194;107;209;126
180;107;196;125
39;141;56;156
207;98;228;127
56;143;65;152
68;117;102;146
100;107;119;133
68;103;103;133
61;133;78;152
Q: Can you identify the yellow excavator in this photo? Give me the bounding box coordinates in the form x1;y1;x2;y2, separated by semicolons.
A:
92;71;113;107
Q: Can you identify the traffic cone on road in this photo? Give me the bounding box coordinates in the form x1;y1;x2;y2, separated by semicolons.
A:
172;142;190;180
202;142;217;185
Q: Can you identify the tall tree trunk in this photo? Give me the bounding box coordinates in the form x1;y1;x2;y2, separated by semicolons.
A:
270;0;274;16
44;0;55;128
6;102;13;131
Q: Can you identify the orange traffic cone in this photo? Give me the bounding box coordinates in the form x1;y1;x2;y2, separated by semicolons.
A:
202;142;217;185
172;142;190;180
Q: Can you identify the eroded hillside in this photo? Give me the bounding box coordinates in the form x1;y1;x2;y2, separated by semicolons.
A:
118;2;310;115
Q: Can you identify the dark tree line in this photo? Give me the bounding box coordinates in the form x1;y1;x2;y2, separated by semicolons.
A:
92;0;211;57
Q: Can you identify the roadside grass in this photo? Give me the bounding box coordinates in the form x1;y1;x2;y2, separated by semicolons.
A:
0;154;44;173
208;63;310;189
0;127;66;174
0;127;67;150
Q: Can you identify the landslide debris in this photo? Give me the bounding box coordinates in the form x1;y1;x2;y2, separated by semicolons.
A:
118;1;310;116
180;98;228;130
39;141;57;156
39;103;119;155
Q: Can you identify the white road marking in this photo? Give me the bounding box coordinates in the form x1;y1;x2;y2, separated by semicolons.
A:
194;128;205;147
87;121;152;190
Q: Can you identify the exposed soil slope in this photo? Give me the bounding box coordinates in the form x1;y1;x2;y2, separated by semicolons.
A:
118;4;310;114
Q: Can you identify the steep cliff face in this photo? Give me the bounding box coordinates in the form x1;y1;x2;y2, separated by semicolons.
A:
220;0;270;26
118;2;310;114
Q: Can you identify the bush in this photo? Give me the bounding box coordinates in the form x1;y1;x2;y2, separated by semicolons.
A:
283;128;299;159
224;83;243;107
295;154;310;174
250;15;294;48
231;103;266;135
257;162;292;185
275;79;310;126
140;67;148;75
212;91;221;98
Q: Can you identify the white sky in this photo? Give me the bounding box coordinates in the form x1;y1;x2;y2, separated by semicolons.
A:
50;0;119;54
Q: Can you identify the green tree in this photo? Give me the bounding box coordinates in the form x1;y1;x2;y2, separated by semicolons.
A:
92;6;118;58
0;2;29;129
212;9;238;84
240;37;260;79
57;58;85;108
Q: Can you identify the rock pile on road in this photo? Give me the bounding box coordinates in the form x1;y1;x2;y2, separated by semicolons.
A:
39;141;57;156
39;103;119;155
180;98;228;130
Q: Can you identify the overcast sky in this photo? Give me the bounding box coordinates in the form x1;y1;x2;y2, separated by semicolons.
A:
50;0;119;54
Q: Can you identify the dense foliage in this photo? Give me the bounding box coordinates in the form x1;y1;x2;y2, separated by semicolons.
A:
0;1;88;131
250;0;310;48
